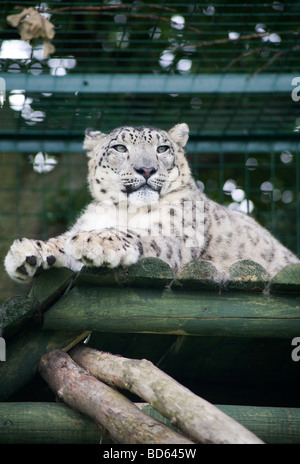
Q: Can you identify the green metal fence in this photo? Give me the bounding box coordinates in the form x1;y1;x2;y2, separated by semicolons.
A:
1;1;300;302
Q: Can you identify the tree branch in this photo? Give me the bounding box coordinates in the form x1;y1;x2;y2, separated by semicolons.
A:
70;345;264;444
39;349;194;444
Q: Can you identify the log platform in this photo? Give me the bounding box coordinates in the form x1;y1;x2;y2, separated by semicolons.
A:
0;258;300;443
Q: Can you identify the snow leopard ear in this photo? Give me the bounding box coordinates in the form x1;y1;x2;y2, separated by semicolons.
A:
83;128;106;152
168;123;189;148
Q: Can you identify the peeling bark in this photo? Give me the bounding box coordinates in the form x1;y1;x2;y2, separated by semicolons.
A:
39;349;194;444
70;345;264;444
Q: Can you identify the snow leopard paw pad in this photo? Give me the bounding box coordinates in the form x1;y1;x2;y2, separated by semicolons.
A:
4;238;56;283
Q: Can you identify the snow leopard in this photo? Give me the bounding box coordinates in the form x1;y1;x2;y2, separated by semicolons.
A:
4;123;299;283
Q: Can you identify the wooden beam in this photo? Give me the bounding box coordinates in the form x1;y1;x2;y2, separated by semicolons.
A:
0;402;299;444
0;402;102;444
0;296;39;340
43;285;300;338
0;328;89;401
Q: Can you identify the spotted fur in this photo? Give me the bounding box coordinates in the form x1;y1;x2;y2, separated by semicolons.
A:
4;124;299;283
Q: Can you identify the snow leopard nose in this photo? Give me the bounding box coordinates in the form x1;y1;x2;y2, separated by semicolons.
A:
134;166;157;180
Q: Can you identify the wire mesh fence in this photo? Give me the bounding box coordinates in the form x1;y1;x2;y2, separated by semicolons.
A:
1;1;299;74
0;1;299;302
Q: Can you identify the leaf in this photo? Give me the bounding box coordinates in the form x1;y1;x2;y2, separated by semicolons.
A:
7;7;55;57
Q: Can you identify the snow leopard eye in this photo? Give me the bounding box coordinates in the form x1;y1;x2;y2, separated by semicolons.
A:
112;144;127;153
157;145;169;153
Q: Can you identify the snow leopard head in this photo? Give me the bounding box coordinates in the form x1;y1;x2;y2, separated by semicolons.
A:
83;124;190;205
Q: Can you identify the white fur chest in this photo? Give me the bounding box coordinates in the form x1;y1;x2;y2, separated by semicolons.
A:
76;201;160;236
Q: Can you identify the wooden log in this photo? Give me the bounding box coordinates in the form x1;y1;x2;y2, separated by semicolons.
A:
175;259;269;291
29;267;74;308
174;259;221;290
70;345;264;444
0;295;39;340
76;257;174;289
0;402;103;444
217;404;300;445
38;349;195;445
0;402;299;444
0;328;89;401
268;263;300;293
227;260;269;291
138;403;300;445
43;285;300;338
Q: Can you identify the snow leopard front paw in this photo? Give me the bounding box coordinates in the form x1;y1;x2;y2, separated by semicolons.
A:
4;238;62;283
5;238;45;283
65;230;141;268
